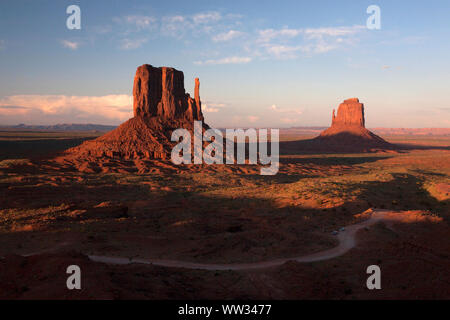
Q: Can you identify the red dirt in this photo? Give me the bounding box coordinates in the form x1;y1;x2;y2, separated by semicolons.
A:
57;64;210;172
1;210;449;299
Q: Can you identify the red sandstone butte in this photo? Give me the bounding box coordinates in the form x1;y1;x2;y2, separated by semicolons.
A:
133;65;203;121
314;98;392;152
331;98;365;127
65;64;207;161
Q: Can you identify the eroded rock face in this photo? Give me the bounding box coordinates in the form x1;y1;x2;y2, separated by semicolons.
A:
64;64;207;164
133;64;203;121
331;98;365;128
313;97;393;152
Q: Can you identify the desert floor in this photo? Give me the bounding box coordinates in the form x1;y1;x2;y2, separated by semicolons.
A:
0;131;449;299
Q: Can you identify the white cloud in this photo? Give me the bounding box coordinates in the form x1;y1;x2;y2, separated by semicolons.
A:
0;95;133;123
256;25;365;59
110;15;155;50
257;28;302;43
303;25;364;39
124;15;156;30
113;15;157;33
120;38;148;50
194;56;252;65
202;101;226;113
161;11;241;38
203;106;219;113
269;104;302;115
109;11;244;53
61;40;80;50
300;25;364;54
161;15;189;37
212;30;244;42
161;12;216;37
193;12;222;24
264;45;302;59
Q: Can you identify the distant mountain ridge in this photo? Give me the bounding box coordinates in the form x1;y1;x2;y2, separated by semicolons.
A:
281;127;450;136
0;124;449;136
0;123;117;132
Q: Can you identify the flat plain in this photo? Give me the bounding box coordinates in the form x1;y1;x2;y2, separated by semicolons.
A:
0;130;449;299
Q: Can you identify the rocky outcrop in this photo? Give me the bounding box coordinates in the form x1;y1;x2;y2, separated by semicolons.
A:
315;98;392;151
281;98;393;154
331;98;365;128
65;64;207;163
133;65;203;121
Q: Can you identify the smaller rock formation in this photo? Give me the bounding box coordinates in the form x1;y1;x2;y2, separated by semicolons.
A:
315;98;392;152
331;98;365;127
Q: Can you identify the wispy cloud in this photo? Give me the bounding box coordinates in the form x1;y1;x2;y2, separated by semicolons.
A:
212;30;244;42
256;25;365;59
202;101;227;113
194;56;252;65
257;28;302;43
192;12;222;24
303;26;364;39
161;15;188;37
113;15;157;32
120;38;148;50
61;40;81;50
160;11;242;39
263;45;302;59
160;11;238;39
125;15;156;30
0;95;133;123
75;9;366;62
270;104;302;115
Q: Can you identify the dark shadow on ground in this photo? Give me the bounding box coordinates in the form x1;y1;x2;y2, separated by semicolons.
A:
280;136;450;155
0;137;97;161
1;166;449;299
393;142;450;151
279;156;392;166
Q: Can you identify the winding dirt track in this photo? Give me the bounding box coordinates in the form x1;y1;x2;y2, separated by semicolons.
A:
89;209;393;271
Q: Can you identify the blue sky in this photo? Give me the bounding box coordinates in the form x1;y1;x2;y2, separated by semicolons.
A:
0;0;449;127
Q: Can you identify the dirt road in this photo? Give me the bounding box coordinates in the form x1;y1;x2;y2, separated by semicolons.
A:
89;209;394;270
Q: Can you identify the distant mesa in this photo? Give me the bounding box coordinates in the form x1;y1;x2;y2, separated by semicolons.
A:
315;98;392;151
65;64;208;162
331;98;365;128
2;123;117;132
281;98;394;154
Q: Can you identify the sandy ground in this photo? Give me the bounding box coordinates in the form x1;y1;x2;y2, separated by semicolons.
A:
88;209;417;270
0;134;449;299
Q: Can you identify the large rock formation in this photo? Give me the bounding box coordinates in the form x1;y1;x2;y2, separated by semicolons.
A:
316;98;392;151
331;98;364;128
133;65;203;121
64;64;207;163
281;98;393;154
